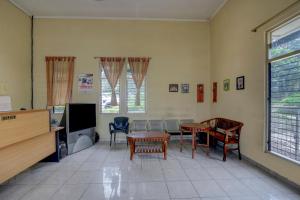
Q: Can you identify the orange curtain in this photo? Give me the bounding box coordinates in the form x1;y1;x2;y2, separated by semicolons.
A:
128;57;150;106
99;57;125;106
46;57;75;106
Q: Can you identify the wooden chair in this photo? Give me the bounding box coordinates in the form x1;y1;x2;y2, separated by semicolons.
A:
200;118;243;161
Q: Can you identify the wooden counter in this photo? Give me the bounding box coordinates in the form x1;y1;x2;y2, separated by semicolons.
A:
0;110;55;184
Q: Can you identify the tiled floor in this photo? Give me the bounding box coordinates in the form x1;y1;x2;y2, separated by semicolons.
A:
0;142;299;200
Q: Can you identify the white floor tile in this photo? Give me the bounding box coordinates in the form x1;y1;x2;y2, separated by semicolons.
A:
184;168;212;181
206;167;235;180
50;184;88;200
163;168;189;181
0;185;34;200
1;142;299;200
167;181;198;198
40;170;75;185
216;179;257;197
192;180;227;198
80;183;113;200
20;185;60;200
136;182;170;199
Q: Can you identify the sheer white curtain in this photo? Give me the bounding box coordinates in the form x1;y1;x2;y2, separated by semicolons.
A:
99;57;125;106
46;57;75;106
128;57;150;106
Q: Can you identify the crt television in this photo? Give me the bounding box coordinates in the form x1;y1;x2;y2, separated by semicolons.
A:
60;103;96;154
61;103;96;132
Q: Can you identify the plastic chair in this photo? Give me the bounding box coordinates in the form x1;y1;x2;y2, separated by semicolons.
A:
130;120;148;132
109;117;129;146
148;120;164;132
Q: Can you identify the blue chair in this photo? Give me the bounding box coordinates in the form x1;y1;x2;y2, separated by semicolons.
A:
109;117;129;146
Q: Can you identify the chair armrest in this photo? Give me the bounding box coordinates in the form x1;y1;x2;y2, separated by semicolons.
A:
225;125;242;132
125;122;129;134
109;122;116;133
224;125;242;137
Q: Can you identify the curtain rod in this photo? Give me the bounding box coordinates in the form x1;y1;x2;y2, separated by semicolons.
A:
251;0;300;32
94;57;151;59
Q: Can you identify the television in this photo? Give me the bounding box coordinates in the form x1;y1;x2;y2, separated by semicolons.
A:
60;103;96;154
61;103;96;132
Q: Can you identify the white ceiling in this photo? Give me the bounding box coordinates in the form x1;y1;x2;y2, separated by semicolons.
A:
10;0;227;21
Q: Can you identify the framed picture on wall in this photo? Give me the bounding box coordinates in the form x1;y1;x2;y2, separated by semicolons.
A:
169;84;178;92
181;84;189;93
236;76;245;90
197;84;204;102
213;82;217;103
223;79;230;91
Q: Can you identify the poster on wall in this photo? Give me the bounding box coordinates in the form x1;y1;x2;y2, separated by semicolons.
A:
197;84;204;103
213;82;217;103
181;84;189;93
78;74;93;93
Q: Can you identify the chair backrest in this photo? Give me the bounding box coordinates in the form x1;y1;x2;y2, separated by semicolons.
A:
114;117;129;129
131;120;148;132
215;118;243;132
164;120;180;132
148;120;164;132
180;119;194;124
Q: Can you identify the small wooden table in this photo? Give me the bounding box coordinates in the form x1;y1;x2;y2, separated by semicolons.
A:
127;132;170;160
180;123;211;159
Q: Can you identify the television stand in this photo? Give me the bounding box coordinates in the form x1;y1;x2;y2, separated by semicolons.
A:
67;127;95;154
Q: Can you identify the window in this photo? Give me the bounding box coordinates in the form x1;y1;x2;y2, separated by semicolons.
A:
100;69;120;113
127;66;146;113
100;64;147;114
53;105;65;114
267;16;300;163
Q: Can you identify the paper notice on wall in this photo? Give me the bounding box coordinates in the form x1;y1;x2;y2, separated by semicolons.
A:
0;96;12;112
78;74;93;93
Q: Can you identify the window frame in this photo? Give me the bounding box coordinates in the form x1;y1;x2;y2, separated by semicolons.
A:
266;14;300;165
99;63;147;115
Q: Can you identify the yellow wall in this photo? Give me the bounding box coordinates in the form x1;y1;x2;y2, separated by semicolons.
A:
0;0;31;109
210;0;300;185
33;19;211;139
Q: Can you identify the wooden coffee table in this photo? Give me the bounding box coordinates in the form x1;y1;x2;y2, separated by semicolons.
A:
127;131;170;160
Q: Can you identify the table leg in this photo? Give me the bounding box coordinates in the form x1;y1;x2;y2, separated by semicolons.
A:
192;129;195;159
206;131;210;155
163;140;168;160
130;141;134;160
180;129;183;152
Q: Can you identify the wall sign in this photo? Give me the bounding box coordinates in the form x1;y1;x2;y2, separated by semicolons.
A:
197;84;204;103
213;82;217;103
78;74;93;93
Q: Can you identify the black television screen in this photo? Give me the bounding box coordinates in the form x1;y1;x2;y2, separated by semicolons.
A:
67;103;96;132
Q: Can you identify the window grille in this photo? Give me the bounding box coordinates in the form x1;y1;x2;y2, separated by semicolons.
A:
267;16;300;163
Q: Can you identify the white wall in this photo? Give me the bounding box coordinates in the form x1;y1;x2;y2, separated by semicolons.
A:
210;0;300;185
0;0;31;110
33;19;211;140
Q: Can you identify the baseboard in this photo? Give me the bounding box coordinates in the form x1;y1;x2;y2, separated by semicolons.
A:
241;154;300;192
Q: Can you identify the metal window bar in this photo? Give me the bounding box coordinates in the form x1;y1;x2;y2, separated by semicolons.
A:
268;53;300;162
